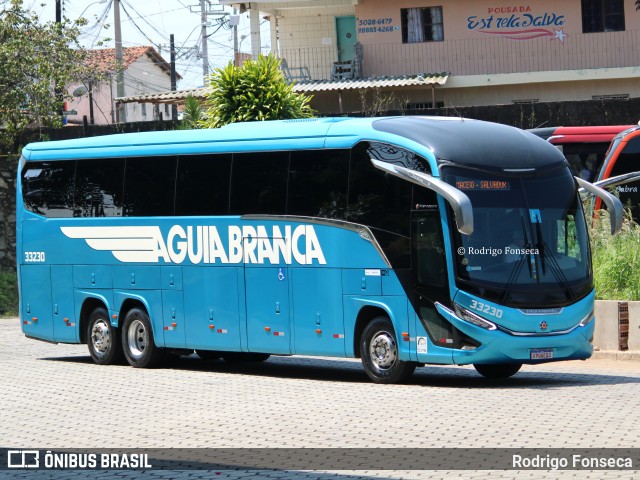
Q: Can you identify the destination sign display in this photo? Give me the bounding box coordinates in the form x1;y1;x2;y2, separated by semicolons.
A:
455;178;511;191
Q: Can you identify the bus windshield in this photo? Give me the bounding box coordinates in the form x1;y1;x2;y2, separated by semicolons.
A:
442;165;592;308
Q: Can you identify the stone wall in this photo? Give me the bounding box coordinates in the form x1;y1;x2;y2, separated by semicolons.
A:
593;301;640;352
0;156;17;270
394;97;640;129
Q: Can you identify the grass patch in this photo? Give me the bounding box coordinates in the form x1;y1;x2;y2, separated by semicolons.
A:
0;270;18;317
590;210;640;301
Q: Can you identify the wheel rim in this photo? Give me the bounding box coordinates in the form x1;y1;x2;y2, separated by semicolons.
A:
90;319;111;357
126;318;147;360
369;330;397;371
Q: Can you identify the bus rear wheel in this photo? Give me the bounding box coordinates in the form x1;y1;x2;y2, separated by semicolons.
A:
122;308;164;368
474;363;522;379
87;307;123;365
360;316;416;384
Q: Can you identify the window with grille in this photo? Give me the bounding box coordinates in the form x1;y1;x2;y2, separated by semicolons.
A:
581;0;625;33
401;7;444;43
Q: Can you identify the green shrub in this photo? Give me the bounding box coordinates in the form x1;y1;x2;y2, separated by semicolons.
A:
202;54;314;128
590;209;640;300
0;270;18;317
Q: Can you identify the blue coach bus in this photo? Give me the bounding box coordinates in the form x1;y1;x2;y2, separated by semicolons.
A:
16;117;622;383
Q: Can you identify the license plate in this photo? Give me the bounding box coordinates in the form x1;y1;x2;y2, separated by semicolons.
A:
530;348;554;360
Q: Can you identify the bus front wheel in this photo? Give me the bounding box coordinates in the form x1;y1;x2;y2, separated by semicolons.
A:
360;316;416;384
87;307;123;365
474;363;522;379
122;308;164;368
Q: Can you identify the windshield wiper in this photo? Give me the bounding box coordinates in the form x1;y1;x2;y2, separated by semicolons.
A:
532;220;576;301
522;217;534;279
500;216;534;304
534;221;546;275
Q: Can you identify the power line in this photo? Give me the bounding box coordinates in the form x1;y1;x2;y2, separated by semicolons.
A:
120;0;175;40
119;1;160;49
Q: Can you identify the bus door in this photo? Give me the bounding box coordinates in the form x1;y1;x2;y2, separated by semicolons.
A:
244;236;291;354
411;208;459;355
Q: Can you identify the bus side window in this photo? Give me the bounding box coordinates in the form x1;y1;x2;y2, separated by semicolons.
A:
562;143;610;180
230;152;289;215
348;142;413;237
75;158;124;217
175;154;232;216
122;156;177;217
288;149;348;219
22;160;76;218
347;142;415;268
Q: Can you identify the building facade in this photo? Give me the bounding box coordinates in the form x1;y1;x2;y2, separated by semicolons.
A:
66;46;178;125
221;0;640;113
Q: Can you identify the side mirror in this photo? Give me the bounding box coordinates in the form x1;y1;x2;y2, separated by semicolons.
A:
575;176;623;235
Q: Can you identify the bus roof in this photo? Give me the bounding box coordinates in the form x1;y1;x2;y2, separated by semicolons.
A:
22;116;565;171
369;116;565;169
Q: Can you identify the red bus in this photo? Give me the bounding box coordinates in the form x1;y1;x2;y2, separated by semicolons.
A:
595;125;640;222
529;125;633;182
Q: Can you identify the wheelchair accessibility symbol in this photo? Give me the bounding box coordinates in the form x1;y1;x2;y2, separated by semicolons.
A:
278;268;286;281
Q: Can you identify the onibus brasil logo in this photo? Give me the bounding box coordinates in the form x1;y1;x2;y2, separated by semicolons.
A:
61;225;326;265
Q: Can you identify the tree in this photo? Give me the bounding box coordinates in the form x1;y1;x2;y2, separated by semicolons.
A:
202;54;314;128
0;0;89;152
180;95;204;129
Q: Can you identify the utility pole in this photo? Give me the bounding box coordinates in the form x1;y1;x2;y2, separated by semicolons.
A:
114;0;126;123
190;1;231;84
55;0;62;23
170;34;178;121
232;8;238;66
200;0;209;82
55;0;64;122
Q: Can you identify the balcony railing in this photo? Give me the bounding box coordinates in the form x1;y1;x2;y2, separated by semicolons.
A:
279;30;640;81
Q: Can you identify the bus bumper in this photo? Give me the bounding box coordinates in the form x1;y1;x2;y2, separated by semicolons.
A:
423;307;595;365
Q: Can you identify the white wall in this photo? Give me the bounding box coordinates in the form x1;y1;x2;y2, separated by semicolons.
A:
66;53;174;125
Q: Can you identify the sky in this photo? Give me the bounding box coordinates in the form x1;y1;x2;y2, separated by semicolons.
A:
25;0;270;90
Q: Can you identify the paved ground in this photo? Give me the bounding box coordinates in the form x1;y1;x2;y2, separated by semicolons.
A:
1;318;639;479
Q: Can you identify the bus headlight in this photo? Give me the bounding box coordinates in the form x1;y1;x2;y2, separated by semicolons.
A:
578;310;595;327
453;303;498;331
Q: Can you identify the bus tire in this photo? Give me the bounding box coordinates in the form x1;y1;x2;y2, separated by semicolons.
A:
222;352;271;363
360;316;416;384
474;363;522;379
195;349;221;361
87;307;123;365
122;308;164;368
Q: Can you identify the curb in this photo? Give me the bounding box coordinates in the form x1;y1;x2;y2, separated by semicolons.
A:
591;350;640;361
